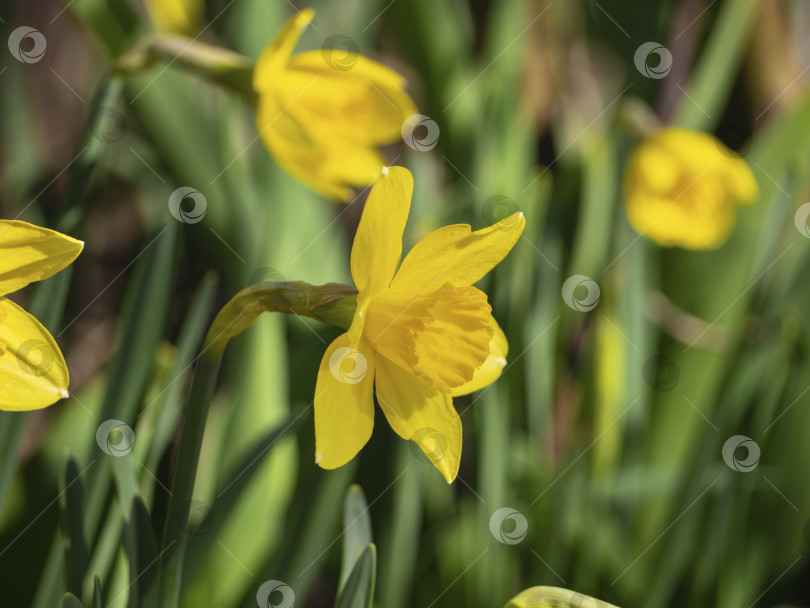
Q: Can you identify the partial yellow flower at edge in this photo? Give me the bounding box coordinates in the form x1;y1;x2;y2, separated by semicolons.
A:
624;128;758;250
313;167;525;483
145;0;203;36
253;10;418;202
0;220;83;411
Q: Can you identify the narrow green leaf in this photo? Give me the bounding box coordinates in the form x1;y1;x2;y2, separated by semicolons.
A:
339;485;373;592
335;544;377;608
124;497;160;607
60;454;88;597
183;411;308;582
92;576;102;608
62;593;85;608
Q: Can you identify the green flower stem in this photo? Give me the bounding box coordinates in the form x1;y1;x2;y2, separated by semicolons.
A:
157;281;357;606
116;34;257;104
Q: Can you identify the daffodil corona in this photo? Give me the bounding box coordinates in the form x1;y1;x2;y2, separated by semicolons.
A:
253;10;417;201
0;221;83;410
314;167;525;482
624;128;758;250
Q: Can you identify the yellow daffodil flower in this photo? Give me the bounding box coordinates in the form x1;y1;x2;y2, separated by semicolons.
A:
314;167;524;482
0;221;83;411
145;0;203;36
253;10;417;202
624;128;758;250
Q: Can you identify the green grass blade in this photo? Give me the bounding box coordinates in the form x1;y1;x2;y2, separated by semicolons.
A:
335;544;377;608
339;485;373;593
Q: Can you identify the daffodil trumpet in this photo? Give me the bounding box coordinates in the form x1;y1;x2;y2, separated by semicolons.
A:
0;220;83;411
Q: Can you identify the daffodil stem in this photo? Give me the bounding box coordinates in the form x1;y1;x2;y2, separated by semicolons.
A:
116;34;257;104
156;351;221;608
156;281;357;606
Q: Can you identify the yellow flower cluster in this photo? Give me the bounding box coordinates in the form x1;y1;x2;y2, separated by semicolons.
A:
11;6;760;484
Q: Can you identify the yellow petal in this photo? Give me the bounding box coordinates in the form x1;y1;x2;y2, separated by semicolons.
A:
253;9;314;90
374;354;462;483
350;166;413;296
314;332;376;470
391;212;525;291
451;316;508;397
0;297;69;411
286;52;417;143
722;155;759;204
145;0;203;35
0;220;83;297
255;90;356;201
364;283;493;392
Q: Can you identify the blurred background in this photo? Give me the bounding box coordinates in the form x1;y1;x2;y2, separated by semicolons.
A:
2;0;810;606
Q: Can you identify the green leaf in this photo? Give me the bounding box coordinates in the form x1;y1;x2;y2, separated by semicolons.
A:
92;576;102;608
339;485;373;592
335;544;377;608
59;454;88;597
503;587;620;608
62;593;85;608
124;497;159;606
204;281;357;356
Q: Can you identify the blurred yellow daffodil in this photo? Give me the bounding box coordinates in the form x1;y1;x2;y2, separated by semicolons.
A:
253;10;417;201
145;0;203;36
0;221;83;411
624;128;758;250
314;167;524;482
